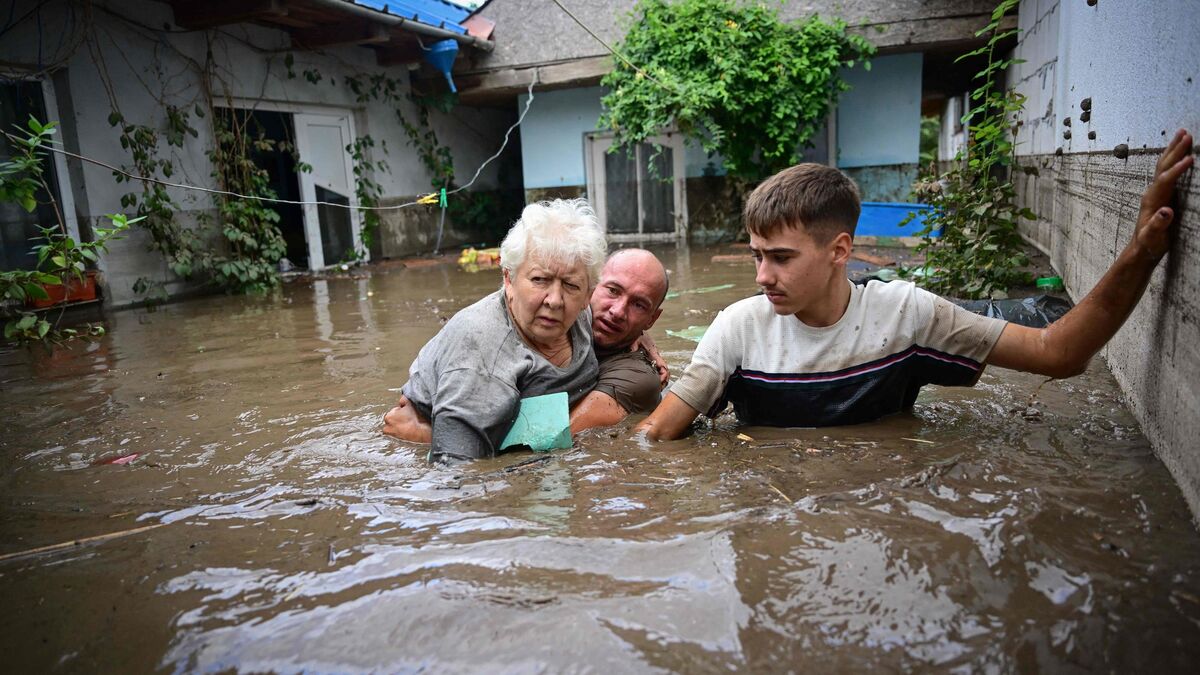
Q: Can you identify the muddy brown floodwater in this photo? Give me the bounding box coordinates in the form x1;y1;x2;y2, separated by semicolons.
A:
2;243;1200;673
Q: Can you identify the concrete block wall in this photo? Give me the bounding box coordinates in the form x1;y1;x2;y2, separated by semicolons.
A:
1010;0;1200;519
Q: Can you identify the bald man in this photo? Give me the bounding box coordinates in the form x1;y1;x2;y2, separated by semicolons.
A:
569;248;670;433
384;248;670;441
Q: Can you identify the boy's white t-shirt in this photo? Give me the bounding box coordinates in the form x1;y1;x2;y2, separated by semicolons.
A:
670;279;1008;427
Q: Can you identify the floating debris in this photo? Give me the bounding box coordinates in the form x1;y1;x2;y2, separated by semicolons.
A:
665;283;735;299
665;325;710;342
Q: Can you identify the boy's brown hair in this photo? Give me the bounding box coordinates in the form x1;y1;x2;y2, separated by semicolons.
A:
743;163;862;242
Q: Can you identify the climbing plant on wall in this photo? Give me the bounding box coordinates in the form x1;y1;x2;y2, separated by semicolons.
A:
904;0;1035;299
600;0;874;181
206;110;288;293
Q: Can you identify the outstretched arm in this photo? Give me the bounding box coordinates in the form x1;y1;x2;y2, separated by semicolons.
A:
635;392;702;440
987;129;1194;377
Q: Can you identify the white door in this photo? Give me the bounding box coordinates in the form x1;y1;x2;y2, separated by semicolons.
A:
586;132;687;241
293;112;363;270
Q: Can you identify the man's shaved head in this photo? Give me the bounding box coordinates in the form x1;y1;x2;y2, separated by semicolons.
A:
591;248;669;350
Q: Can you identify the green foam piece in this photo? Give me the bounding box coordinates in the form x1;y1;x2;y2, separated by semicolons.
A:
500;391;572;452
664;283;734;300
665;324;710;343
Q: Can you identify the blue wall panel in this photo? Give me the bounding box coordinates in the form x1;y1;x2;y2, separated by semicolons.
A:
518;87;604;189
836;53;923;168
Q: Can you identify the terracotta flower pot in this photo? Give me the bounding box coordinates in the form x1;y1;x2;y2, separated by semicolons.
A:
29;269;98;309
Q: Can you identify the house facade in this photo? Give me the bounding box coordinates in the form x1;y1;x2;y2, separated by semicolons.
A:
1;0;520;306
446;0;1012;239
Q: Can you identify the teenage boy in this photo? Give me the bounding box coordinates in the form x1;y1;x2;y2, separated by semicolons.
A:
637;130;1194;440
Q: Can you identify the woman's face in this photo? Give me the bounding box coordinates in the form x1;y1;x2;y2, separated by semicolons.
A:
503;256;591;349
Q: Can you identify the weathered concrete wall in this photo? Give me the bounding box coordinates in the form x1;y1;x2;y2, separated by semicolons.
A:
842;164;921;203
1010;0;1200;519
471;0;1007;73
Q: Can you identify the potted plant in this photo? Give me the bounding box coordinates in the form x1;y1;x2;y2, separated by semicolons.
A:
1;117;134;344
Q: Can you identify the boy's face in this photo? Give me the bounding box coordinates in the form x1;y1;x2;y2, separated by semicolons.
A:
749;224;845;318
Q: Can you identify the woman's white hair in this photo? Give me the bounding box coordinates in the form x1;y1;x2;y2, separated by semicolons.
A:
500;198;607;286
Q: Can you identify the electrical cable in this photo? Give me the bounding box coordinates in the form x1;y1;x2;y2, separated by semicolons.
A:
447;67;538;195
8;132;427;212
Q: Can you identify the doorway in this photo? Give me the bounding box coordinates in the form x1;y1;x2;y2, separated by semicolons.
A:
219;108;307;267
293;112;362;269
219;104;364;271
585;132;687;240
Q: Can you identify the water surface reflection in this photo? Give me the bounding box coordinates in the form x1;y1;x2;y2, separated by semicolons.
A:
2;245;1199;672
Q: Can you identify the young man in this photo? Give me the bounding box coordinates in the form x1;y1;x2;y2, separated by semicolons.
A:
637;130;1194;440
569;248;670;432
383;248;670;441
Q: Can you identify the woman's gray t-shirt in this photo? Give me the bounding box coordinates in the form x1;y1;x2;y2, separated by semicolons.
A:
401;289;597;461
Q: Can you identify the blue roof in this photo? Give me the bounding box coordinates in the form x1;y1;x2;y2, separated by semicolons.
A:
348;0;471;35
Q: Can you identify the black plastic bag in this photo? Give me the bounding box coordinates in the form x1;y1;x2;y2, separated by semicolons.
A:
953;294;1072;328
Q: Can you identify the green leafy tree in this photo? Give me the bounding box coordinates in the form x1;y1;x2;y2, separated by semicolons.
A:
600;0;874;180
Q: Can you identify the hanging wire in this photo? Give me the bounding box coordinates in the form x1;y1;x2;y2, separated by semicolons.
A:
6;133;429;212
547;0;676;93
448;67;539;195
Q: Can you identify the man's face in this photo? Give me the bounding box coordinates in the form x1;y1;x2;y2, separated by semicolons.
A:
749;225;842;318
590;252;665;349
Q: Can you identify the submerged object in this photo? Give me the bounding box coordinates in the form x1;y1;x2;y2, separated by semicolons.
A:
500;392;572;452
665;325;710;343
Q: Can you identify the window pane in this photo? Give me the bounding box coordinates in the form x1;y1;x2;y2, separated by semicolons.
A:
315;185;353;265
1;81;60;271
603;146;638;233
639;143;674;234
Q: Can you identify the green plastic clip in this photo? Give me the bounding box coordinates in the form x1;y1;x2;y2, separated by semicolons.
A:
439;187;447;208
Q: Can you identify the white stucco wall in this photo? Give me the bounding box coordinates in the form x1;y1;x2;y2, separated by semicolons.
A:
1011;0;1200;155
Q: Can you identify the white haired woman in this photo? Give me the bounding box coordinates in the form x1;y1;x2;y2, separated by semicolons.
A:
383;198;607;462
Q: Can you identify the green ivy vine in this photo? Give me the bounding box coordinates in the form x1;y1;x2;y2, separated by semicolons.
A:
600;0;875;181
108;105;207;281
206;111;288;293
903;0;1035;299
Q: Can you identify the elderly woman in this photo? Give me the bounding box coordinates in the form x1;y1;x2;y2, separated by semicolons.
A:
383;199;606;461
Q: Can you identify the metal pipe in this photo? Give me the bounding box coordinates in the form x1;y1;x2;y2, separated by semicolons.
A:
304;0;495;52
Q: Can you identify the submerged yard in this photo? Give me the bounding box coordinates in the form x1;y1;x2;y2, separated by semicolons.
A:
2;244;1200;672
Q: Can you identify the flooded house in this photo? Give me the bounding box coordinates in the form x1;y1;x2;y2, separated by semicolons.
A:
1;0;521;305
2;0;1199;671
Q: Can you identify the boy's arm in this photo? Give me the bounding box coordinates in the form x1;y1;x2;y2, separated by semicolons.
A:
635;392;702;440
987;129;1194;377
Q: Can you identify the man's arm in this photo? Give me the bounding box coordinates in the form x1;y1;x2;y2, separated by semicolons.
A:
635;392;702;440
631;332;670;387
382;395;432;443
987;129;1194;376
569;391;629;433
